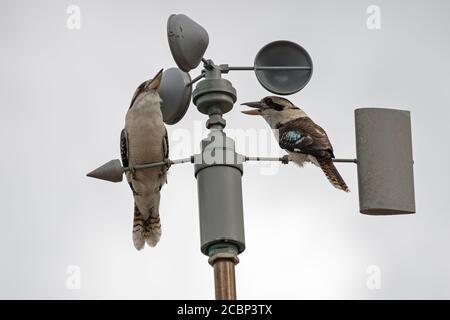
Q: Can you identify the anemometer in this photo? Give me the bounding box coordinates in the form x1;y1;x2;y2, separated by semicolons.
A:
88;14;415;300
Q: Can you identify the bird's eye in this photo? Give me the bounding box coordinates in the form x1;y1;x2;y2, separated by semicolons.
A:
270;102;284;111
261;98;271;106
263;97;284;111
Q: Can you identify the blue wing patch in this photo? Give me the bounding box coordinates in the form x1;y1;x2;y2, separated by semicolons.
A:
285;130;303;142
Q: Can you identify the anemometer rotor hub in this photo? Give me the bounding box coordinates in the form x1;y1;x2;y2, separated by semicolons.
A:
192;78;237;116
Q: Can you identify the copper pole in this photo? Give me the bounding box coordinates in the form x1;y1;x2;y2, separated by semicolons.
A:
212;258;237;300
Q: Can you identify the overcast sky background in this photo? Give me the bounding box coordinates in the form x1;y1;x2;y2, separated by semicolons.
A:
1;0;449;299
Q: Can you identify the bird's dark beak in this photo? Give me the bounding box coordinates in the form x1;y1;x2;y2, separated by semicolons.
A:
241;101;263;115
149;68;164;91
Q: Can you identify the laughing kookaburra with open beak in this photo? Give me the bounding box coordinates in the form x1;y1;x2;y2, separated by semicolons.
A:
242;96;349;192
120;69;170;250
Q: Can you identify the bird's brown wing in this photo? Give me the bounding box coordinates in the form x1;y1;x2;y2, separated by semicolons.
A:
120;129;129;168
163;127;169;160
158;127;169;190
120;128;139;195
278;117;334;158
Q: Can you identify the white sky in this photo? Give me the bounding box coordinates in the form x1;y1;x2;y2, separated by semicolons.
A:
1;0;449;299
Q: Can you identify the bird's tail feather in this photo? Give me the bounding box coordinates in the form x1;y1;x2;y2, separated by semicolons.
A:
318;158;350;192
132;204;161;250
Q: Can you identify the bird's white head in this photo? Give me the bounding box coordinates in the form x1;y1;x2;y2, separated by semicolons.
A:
241;96;307;128
129;69;163;110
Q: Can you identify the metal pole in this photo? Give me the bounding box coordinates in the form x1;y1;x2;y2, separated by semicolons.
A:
208;245;239;300
193;60;244;300
213;259;236;300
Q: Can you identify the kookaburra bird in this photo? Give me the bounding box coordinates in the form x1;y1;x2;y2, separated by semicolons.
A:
242;96;349;192
120;69;169;250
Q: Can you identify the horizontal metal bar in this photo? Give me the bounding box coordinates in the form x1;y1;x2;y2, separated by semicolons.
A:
130;161;166;170
123;156;193;171
245;156;357;164
256;66;312;70
332;158;358;163
122;155;355;172
171;157;194;165
227;66;254;71
245;156;283;162
186;73;205;87
228;66;312;71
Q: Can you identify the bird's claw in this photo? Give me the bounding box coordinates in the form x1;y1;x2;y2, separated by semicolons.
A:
281;155;290;164
129;165;137;178
163;158;172;170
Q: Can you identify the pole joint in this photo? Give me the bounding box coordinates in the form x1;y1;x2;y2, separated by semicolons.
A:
208;245;239;266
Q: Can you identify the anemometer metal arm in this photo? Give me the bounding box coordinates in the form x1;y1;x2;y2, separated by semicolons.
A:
123;154;357;170
86;157;194;183
244;156;358;164
122;156;194;171
188;60;313;84
187;72;205;87
86;154;357;184
333;158;358;163
185;59;219;87
123;154;356;173
220;65;313;72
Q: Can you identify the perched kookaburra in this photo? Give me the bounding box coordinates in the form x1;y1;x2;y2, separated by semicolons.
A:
242;96;349;192
120;69;169;250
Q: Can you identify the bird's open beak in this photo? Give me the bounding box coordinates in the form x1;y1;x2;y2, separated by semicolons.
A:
149;68;164;91
241;101;263;115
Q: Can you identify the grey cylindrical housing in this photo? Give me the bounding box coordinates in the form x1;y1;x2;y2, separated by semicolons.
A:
355;108;415;215
195;164;245;255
